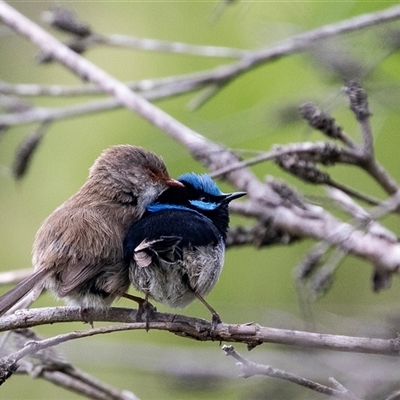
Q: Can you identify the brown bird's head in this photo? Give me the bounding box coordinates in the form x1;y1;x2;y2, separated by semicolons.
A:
84;145;183;211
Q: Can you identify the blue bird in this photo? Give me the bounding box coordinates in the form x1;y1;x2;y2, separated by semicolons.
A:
123;173;246;325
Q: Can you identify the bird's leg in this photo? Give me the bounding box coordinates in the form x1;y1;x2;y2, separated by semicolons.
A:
121;292;146;305
122;292;156;331
142;293;153;332
183;274;221;333
193;292;222;335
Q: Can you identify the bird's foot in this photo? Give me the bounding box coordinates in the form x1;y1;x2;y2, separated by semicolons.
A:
80;308;94;328
136;298;157;332
210;312;222;338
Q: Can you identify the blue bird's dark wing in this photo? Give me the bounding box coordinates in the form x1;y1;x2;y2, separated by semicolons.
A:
124;208;220;266
134;236;183;268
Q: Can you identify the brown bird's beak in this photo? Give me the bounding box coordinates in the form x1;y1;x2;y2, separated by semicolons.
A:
166;178;185;188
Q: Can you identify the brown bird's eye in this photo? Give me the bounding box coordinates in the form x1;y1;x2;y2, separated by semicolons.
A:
147;165;169;182
147;166;158;179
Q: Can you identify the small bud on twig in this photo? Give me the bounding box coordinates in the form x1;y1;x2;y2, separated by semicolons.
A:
42;7;91;38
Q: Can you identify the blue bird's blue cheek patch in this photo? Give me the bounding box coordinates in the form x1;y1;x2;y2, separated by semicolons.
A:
147;203;190;213
189;199;219;210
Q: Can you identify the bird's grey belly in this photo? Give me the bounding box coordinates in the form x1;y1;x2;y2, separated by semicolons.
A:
130;243;224;308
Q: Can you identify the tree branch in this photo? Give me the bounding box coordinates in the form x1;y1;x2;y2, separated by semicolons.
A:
0;307;399;357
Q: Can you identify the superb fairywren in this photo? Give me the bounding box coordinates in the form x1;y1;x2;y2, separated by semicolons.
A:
0;145;183;316
124;172;246;325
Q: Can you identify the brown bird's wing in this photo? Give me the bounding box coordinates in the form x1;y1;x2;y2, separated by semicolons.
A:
33;204;131;305
55;260;103;298
55;258;130;305
0;268;48;316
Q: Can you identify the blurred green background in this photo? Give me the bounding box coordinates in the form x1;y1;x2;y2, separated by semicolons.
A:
1;1;400;399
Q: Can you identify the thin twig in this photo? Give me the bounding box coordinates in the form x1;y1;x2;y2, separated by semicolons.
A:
327;179;381;206
185;4;400;105
210;141;359;178
0;70;215;97
92;33;249;58
0;77;212;127
222;345;361;400
41;7;247;59
326;187;397;242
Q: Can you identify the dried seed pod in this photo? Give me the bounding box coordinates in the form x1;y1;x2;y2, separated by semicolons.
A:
300;102;344;139
12;122;50;180
344;80;371;121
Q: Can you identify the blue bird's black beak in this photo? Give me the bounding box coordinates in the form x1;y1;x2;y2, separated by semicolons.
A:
222;191;246;203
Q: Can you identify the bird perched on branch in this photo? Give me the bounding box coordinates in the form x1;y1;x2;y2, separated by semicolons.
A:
0;145;183;316
124;172;246;325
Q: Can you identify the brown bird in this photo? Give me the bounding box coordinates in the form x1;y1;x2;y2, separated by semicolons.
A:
0;145;182;315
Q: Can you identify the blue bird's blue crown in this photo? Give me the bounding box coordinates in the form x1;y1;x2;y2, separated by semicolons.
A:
177;173;223;196
147;173;225;214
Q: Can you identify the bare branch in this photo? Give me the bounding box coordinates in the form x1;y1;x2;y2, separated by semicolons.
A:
42;6;247;59
92;33;248;58
0;71;213;97
0;76;210;126
222;345;361;400
0;307;399;357
1;328;138;399
183;4;400;104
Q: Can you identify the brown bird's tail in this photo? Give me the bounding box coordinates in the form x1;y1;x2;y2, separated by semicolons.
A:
0;268;48;316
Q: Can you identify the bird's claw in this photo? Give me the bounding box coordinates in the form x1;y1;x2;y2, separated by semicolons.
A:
210;312;222;338
80;307;94;328
136;300;157;331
